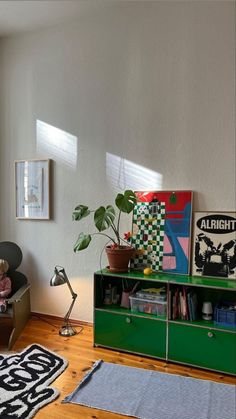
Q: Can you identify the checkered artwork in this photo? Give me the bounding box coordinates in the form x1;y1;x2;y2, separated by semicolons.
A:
130;202;165;271
133;190;193;274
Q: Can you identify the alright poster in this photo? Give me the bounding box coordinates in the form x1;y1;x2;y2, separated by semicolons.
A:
192;212;236;279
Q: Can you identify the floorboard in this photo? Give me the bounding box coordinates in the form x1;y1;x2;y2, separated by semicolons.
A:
1;315;235;419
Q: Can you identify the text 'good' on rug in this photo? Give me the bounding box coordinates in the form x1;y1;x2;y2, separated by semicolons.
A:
0;343;68;419
63;359;236;419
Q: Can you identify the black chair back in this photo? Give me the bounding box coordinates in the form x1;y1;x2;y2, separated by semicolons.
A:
7;271;27;297
0;241;27;297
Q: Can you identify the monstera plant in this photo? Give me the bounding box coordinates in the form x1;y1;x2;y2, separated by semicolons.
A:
72;190;137;272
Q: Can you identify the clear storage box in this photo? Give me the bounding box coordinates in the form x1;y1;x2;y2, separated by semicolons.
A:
135;290;166;301
129;293;167;316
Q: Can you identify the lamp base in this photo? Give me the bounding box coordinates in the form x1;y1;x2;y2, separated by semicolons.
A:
59;324;77;336
202;314;212;321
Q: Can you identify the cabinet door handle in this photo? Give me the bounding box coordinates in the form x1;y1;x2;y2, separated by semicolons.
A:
126;317;131;324
207;331;214;338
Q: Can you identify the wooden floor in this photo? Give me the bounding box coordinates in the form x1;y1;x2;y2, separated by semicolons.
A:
1;315;235;419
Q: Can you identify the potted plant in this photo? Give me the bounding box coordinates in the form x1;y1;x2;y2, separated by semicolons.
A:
72;190;137;272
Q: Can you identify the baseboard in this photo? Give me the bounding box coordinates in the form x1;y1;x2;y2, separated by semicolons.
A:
31;312;93;327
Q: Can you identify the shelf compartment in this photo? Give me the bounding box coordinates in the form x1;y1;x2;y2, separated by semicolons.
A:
168;322;236;375
168;284;236;323
94;310;167;358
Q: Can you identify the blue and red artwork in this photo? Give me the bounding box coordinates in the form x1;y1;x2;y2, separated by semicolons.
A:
132;191;193;274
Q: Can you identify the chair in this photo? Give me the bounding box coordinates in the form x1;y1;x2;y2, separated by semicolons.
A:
0;241;31;349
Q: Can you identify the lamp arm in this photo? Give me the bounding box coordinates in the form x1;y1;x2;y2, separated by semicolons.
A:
61;268;76;299
63;292;77;323
66;278;77;299
54;267;78;323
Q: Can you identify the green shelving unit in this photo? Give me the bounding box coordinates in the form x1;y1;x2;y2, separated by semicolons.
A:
94;270;236;375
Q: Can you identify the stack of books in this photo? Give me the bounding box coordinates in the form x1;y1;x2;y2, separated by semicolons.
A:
169;286;198;321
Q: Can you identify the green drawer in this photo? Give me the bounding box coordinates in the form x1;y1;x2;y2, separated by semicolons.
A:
168;323;236;375
94;309;167;359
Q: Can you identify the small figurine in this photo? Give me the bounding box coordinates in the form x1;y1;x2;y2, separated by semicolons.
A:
0;259;11;313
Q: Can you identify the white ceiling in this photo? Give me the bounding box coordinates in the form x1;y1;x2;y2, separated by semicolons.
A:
0;0;113;38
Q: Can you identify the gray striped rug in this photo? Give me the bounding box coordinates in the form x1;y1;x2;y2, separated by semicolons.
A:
63;360;236;419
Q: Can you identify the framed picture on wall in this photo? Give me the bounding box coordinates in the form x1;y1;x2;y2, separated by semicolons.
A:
15;159;51;220
191;211;236;280
130;190;193;275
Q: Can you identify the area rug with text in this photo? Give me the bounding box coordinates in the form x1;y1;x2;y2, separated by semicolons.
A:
0;343;68;418
63;359;236;419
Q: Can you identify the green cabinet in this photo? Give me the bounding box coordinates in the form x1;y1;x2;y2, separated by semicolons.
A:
94;270;236;375
168;323;236;375
95;310;166;358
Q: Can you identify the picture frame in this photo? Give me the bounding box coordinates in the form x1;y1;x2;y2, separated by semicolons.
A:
130;190;193;275
191;211;236;280
15;159;51;220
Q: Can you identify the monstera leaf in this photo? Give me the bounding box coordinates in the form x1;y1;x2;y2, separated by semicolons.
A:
115;190;137;213
74;233;91;251
72;205;90;221
73;190;137;253
94;205;115;232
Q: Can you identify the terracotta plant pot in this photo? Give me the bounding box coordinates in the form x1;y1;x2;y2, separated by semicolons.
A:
106;245;135;273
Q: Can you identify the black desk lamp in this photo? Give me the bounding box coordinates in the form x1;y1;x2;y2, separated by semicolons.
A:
50;266;77;336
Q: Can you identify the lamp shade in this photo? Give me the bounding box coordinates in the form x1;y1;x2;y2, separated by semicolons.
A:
202;301;213;320
50;266;67;286
202;301;213;315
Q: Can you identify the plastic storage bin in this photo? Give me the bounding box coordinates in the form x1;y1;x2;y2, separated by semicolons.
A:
129;293;167;316
135;290;166;301
214;303;236;328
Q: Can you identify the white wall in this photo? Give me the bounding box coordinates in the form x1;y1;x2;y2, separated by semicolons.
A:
0;1;235;322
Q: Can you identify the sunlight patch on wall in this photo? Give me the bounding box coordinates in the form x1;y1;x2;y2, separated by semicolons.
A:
36;120;78;169
106;153;163;193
